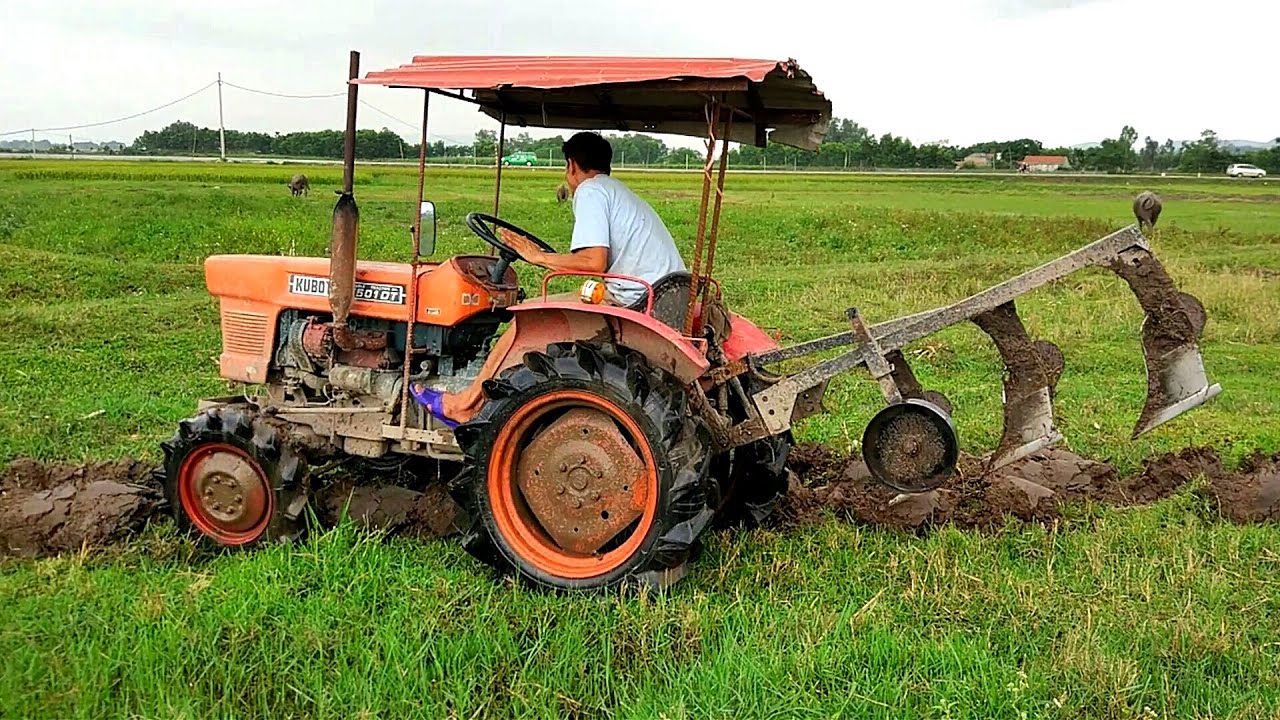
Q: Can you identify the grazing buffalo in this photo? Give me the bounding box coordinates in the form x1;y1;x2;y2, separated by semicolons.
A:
288;174;310;197
1133;190;1162;231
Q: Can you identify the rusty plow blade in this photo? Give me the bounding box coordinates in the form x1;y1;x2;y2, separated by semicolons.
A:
1109;247;1221;437
972;302;1065;470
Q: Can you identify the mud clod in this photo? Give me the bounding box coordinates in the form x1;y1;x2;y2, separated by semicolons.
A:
1206;452;1280;524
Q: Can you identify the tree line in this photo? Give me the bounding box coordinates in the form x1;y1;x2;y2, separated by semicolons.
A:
50;119;1280;175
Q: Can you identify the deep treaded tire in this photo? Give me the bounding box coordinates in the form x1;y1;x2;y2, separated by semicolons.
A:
713;431;792;528
161;405;309;547
453;342;714;591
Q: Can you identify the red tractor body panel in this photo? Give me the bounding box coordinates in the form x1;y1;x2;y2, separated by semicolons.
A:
505;300;710;384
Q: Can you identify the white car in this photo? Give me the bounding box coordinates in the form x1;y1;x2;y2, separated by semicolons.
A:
1226;163;1267;178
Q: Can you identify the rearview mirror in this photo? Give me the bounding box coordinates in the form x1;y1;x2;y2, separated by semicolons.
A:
418;201;437;256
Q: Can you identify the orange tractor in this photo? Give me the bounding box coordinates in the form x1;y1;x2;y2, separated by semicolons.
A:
162;52;1220;590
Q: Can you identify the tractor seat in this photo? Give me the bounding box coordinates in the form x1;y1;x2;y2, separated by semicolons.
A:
625;271;692;331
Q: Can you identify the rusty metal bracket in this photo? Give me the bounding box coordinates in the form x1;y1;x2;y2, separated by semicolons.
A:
751;306;900;435
848;308;902;404
687;382;733;449
706;358;749;386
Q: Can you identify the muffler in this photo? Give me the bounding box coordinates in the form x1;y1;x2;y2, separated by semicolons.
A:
330;50;363;352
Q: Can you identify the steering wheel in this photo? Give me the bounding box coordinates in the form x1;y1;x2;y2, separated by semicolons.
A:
464;212;557;284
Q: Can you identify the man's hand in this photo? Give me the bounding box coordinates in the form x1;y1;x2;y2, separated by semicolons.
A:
499;228;546;265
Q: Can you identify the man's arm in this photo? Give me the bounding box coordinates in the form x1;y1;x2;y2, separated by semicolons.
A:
499;228;607;274
499;183;610;274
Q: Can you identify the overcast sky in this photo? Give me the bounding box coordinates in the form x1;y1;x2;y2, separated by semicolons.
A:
1;0;1275;148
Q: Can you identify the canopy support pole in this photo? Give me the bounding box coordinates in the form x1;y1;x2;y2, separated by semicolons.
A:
401;89;431;434
683;97;720;337
703;108;734;292
493;113;506;218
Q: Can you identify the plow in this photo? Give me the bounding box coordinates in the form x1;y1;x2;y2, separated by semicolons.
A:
161;51;1220;591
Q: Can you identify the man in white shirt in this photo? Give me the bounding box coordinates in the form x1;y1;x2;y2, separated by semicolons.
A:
500;131;687;307
410;132;688;425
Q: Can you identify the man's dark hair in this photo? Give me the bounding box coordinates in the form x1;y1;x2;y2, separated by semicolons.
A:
562;131;612;174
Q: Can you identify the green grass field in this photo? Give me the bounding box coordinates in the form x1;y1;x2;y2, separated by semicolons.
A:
1;160;1278;719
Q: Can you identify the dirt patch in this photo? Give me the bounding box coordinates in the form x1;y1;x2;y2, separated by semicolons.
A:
315;478;467;538
1205;452;1280;523
0;457;468;559
780;442;1275;533
0;445;1275;558
0;459;163;557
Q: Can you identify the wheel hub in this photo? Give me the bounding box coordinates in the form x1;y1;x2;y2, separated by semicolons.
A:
181;444;271;537
516;408;647;554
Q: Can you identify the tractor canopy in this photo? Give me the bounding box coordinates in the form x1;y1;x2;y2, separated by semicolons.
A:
355;55;832;150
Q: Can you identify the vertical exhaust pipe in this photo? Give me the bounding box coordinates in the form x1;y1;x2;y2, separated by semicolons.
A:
330;50;360;349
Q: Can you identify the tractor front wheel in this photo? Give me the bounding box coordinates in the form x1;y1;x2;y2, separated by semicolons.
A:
454;342;714;591
161;406;309;547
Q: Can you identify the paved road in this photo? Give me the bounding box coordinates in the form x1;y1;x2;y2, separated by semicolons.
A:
5;152;1268;182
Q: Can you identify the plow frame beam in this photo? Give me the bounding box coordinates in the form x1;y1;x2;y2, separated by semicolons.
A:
747;224;1219;439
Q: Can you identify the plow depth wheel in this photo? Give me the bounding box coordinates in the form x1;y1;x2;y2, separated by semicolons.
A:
863;399;959;494
454;343;713;591
161;406;309;547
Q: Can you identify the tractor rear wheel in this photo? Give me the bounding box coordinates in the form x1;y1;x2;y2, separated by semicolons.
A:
713;431;793;528
161;406;309;547
453;342;714;591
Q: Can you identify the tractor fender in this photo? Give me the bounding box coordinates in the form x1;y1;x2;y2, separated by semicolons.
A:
500;302;709;384
720;312;781;364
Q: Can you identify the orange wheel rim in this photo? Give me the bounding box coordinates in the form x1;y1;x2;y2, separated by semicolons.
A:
177;442;273;545
488;390;660;580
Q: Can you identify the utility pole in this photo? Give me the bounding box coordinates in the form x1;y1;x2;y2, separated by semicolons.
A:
30;129;35;158
217;72;227;162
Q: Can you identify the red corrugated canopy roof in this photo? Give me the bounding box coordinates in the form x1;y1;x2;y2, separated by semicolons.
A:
359;56;785;90
355;55;832;150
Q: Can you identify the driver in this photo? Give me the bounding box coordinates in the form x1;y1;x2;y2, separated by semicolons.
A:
409;131;687;426
499;131;687;307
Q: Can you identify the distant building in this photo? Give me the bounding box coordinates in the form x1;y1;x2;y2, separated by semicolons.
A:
957;152;996;169
1019;155;1070;172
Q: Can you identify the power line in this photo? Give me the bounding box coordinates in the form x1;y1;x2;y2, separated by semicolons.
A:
1;77;478;148
358;100;419;132
221;81;345;100
0;80;217;137
357;100;486;145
